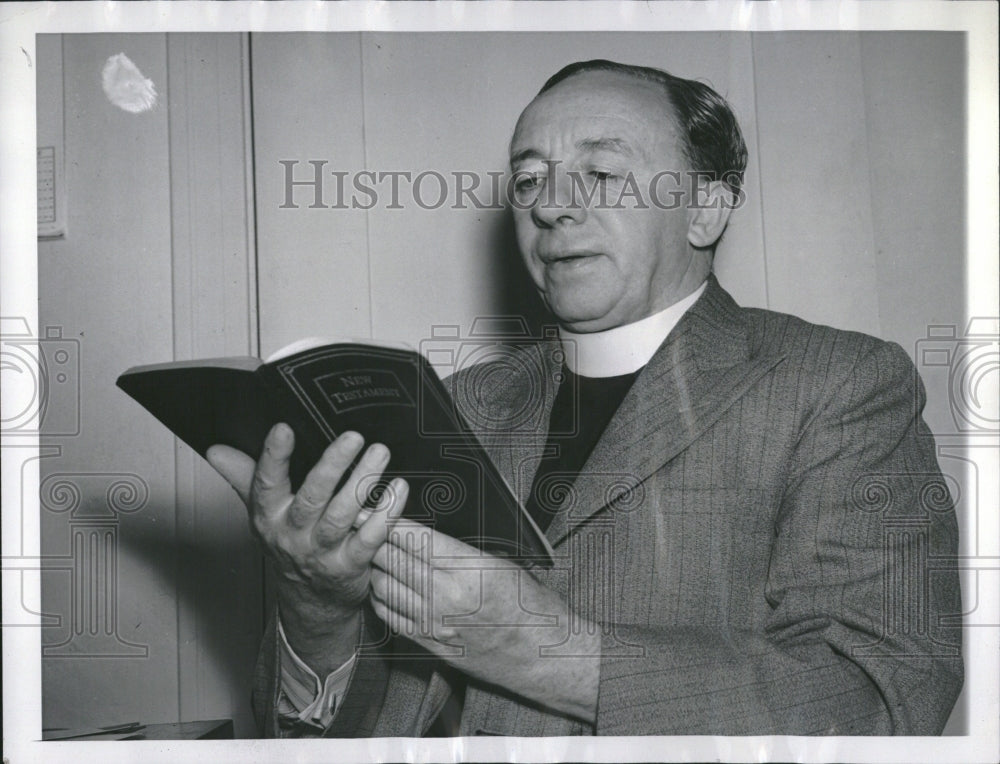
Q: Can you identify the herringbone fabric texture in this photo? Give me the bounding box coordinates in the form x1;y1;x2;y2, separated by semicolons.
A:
253;275;962;736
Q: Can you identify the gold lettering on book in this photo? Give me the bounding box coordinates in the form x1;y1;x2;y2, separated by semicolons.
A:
340;374;374;387
330;386;402;404
316;369;415;414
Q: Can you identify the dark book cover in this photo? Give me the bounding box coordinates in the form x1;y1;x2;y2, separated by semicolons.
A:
117;340;553;566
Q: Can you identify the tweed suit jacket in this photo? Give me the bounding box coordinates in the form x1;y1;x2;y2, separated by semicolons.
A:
252;274;962;737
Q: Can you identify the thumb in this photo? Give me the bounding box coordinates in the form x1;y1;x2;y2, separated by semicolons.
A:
206;444;255;505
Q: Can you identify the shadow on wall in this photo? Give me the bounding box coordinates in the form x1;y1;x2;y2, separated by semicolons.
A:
487;210;553;338
38;483;260;737
118;517;261;732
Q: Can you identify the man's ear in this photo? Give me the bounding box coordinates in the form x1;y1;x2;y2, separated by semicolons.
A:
687;181;735;249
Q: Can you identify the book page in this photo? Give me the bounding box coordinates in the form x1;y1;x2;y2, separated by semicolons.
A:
266;336;415;363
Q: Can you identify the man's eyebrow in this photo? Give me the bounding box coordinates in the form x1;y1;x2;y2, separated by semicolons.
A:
576;137;635;156
509;147;543;166
509;138;636;166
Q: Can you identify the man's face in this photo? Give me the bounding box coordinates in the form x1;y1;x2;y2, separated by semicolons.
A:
510;71;703;333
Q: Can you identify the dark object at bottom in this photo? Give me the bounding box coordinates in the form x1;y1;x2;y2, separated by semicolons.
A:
43;718;233;740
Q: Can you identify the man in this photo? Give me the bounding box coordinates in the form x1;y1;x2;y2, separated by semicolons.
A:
208;59;962;736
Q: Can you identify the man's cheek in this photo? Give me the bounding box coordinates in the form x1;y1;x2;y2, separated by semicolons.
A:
521;253;547;289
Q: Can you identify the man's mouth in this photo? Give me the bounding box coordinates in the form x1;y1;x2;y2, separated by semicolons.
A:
539;250;601;265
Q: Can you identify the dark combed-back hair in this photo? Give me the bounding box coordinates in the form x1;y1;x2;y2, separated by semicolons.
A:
539;60;748;198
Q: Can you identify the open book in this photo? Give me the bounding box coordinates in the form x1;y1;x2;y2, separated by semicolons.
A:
117;338;553;566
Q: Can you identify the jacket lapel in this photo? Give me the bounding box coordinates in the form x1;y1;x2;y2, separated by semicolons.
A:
471;338;564;506
543;276;786;547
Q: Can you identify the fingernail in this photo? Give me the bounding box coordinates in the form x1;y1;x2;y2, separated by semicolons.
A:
389;478;408;513
340;431;363;449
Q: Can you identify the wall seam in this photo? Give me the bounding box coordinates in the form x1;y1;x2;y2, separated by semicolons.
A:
748;33;772;310
244;33;262;360
856;32;885;341
359;32;374;340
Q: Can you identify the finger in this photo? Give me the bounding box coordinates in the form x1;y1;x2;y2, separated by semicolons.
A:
384;518;435;560
369;592;419;638
286;431;365;529
379;532;434;626
314;442;390;545
370;567;426;625
371;541;388;571
251;424;296;519
371;568;452;645
385;519;483;561
371;526;425;573
346;478;409;567
206;445;255;505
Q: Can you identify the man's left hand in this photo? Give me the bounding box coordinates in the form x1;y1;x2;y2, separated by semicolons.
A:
369;518;600;723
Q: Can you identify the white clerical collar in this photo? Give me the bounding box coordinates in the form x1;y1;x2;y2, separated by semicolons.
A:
559;281;707;378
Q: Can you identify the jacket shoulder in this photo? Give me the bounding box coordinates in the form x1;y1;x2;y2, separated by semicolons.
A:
740;304;915;381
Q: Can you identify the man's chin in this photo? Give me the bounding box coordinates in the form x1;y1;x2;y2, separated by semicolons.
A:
542;284;621;332
548;306;620;334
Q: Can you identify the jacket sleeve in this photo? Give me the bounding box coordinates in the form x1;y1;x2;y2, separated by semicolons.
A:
251;604;394;738
595;341;963;735
250;606;282;737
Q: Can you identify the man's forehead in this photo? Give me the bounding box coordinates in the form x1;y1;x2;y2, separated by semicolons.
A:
510;71;678;154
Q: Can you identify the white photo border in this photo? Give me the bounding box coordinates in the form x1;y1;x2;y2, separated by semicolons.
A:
2;2;997;763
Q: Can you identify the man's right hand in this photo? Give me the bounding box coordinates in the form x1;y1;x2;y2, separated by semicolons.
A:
206;424;408;671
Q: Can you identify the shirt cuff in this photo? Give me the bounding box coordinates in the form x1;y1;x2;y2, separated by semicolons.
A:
276;617;357;730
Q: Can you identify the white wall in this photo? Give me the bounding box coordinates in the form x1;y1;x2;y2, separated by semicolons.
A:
38;33;262;737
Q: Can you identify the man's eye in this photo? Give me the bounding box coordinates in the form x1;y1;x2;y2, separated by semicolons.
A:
514;174;543;191
512;174;546;204
589;170;619;183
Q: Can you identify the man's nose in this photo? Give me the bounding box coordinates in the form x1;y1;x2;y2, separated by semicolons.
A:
531;171;588;228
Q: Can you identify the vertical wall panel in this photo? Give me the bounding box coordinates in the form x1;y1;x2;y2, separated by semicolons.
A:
713;34;770;310
859;32;968;736
859;32;966;420
251;33;371;358
39;33;179;730
39;32;262;737
752;32;883;335
166;33;261;738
